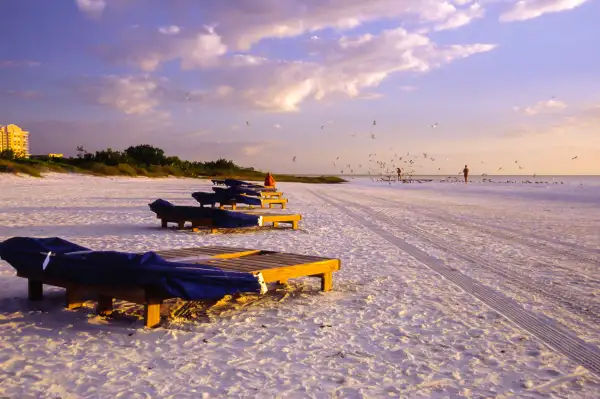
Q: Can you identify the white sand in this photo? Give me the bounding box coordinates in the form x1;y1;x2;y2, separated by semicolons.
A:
0;173;599;398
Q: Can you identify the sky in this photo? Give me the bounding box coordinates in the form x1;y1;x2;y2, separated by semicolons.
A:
1;0;599;175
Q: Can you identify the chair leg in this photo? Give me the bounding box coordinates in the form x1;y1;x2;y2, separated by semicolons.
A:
321;272;333;292
97;295;113;316
292;221;299;230
273;221;279;228
65;286;84;310
144;298;162;328
28;279;43;301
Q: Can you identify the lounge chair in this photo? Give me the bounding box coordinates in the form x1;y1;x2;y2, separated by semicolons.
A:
0;237;341;327
199;188;288;209
223;179;277;192
149;199;300;232
212;186;284;199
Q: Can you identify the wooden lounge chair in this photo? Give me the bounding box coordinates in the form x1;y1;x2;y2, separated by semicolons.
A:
259;191;284;199
191;212;301;232
18;246;341;328
159;211;301;233
194;191;288;210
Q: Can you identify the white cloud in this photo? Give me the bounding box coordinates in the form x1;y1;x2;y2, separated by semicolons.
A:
158;25;181;35
79;75;168;116
75;0;107;18
516;99;568;115
499;0;590;22
99;26;493;114
434;3;485;31
186;26;495;112
102;27;227;71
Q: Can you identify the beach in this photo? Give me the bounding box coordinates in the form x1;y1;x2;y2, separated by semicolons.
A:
1;173;599;398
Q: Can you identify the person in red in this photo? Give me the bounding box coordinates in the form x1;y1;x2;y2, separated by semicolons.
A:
264;172;276;187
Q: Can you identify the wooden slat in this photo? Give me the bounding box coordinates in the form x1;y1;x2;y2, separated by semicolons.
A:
206;258;288;270
204;258;281;270
255;253;332;262
262;214;301;221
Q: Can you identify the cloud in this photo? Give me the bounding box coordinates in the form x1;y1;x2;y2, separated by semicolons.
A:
3;90;42;99
97;1;489;62
75;0;107;19
516;99;568;115
0;60;40;68
77;75;169;116
158;25;181;35
273;124;282;129
185;27;495;112
99;26;227;71
499;0;591;22
200;0;489;50
433;3;485;31
86;2;498;113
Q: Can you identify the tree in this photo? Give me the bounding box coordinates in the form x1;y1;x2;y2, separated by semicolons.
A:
94;148;127;166
76;145;87;159
0;149;15;160
124;144;165;166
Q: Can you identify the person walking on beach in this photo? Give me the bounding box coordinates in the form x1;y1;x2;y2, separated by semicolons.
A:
463;165;469;184
396;167;402;182
264;172;276;188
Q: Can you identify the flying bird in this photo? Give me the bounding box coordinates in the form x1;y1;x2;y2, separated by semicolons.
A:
572;155;578;160
373;120;377;126
246;121;250;126
292;156;296;162
371;134;376;139
321;125;325;129
430;123;438;128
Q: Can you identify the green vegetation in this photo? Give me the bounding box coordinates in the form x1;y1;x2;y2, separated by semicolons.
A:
0;145;346;184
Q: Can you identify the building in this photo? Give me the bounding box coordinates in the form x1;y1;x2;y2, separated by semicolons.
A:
0;124;30;158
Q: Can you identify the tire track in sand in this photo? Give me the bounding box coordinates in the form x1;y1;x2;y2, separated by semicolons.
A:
309;189;600;378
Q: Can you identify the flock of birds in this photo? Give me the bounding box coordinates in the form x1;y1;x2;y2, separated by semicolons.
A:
244;118;580;183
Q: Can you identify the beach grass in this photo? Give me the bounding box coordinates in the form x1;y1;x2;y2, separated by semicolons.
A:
0;159;347;184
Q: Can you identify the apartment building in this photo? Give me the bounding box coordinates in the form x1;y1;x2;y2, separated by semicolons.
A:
0;124;30;158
